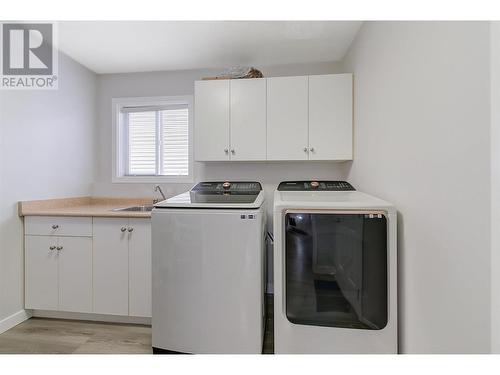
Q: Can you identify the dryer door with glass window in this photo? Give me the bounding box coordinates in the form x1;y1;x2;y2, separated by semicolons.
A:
285;211;388;330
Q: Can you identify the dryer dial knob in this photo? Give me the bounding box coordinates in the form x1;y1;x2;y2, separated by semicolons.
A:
310;181;320;189
222;182;231;190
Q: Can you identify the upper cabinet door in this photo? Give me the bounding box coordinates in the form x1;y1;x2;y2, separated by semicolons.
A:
195;80;230;161
267;76;309;160
230;78;267;161
308;74;353;160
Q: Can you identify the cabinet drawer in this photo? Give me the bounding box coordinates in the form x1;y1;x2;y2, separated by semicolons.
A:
25;216;92;236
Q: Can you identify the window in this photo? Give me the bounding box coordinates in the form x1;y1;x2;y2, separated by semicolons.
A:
112;96;193;183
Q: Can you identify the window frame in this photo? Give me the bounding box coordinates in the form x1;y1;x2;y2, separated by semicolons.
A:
112;96;194;183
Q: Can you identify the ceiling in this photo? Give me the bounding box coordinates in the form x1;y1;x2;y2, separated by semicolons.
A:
57;21;362;74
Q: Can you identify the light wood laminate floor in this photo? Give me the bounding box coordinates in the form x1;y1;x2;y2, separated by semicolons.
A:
0;318;152;354
0;295;274;354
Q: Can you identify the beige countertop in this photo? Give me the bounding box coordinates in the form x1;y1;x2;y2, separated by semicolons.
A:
18;197;154;218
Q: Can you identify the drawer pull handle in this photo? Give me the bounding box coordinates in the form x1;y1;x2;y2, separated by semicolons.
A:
128;227;134;232
52;225;59;229
49;246;56;250
56;246;63;251
120;227;127;232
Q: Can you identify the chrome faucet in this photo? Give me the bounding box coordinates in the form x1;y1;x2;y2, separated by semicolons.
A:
153;185;166;204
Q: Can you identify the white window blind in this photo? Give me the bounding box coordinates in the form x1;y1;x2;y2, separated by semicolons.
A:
128;111;157;175
161;108;189;176
124;105;189;176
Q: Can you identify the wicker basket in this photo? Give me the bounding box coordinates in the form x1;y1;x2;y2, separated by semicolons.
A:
202;67;263;80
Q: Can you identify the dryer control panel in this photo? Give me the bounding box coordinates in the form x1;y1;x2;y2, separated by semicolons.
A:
277;181;355;191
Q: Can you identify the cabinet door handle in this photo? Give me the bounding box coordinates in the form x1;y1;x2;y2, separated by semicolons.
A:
49;246;56;250
310;147;315;152
128;227;134;232
52;224;59;229
224;148;229;154
303;147;308;152
230;149;235;154
56;246;63;251
121;227;127;232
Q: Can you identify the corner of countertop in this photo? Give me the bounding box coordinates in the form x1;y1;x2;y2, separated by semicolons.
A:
18;196;91;217
18;196;155;218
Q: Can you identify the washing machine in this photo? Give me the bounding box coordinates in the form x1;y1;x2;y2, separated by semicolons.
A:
273;181;397;354
151;181;266;354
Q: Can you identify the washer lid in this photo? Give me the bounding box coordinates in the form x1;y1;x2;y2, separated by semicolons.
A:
154;181;265;209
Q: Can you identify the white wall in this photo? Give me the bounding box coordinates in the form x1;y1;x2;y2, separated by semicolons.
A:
94;61;351;216
491;21;500;353
0;52;96;327
342;21;491;353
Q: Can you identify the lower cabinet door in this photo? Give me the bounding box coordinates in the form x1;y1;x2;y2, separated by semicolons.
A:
58;237;92;313
93;218;129;315
128;219;152;317
25;235;59;310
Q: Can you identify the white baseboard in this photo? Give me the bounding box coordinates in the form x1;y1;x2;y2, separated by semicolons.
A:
32;310;151;325
0;309;32;334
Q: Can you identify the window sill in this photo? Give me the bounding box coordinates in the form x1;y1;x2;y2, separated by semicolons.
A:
112;175;194;184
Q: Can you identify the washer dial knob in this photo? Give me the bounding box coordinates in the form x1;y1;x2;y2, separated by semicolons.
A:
310;181;320;189
222;181;231;190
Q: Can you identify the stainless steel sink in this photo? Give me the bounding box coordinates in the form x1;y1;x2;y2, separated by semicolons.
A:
112;205;154;212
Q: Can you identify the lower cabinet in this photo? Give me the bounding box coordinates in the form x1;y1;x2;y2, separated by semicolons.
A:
93;217;152;317
58;237;92;312
25;236;59;310
25;216;152;318
93;218;129;315
128;219;152;317
25;235;92;312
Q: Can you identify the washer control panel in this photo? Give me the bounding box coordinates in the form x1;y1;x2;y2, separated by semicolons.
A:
192;181;262;193
277;181;355;191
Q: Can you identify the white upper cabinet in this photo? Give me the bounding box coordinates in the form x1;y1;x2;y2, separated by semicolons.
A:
266;76;309;160
194;80;230;161
194;74;353;161
309;74;353;160
230;78;267;160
